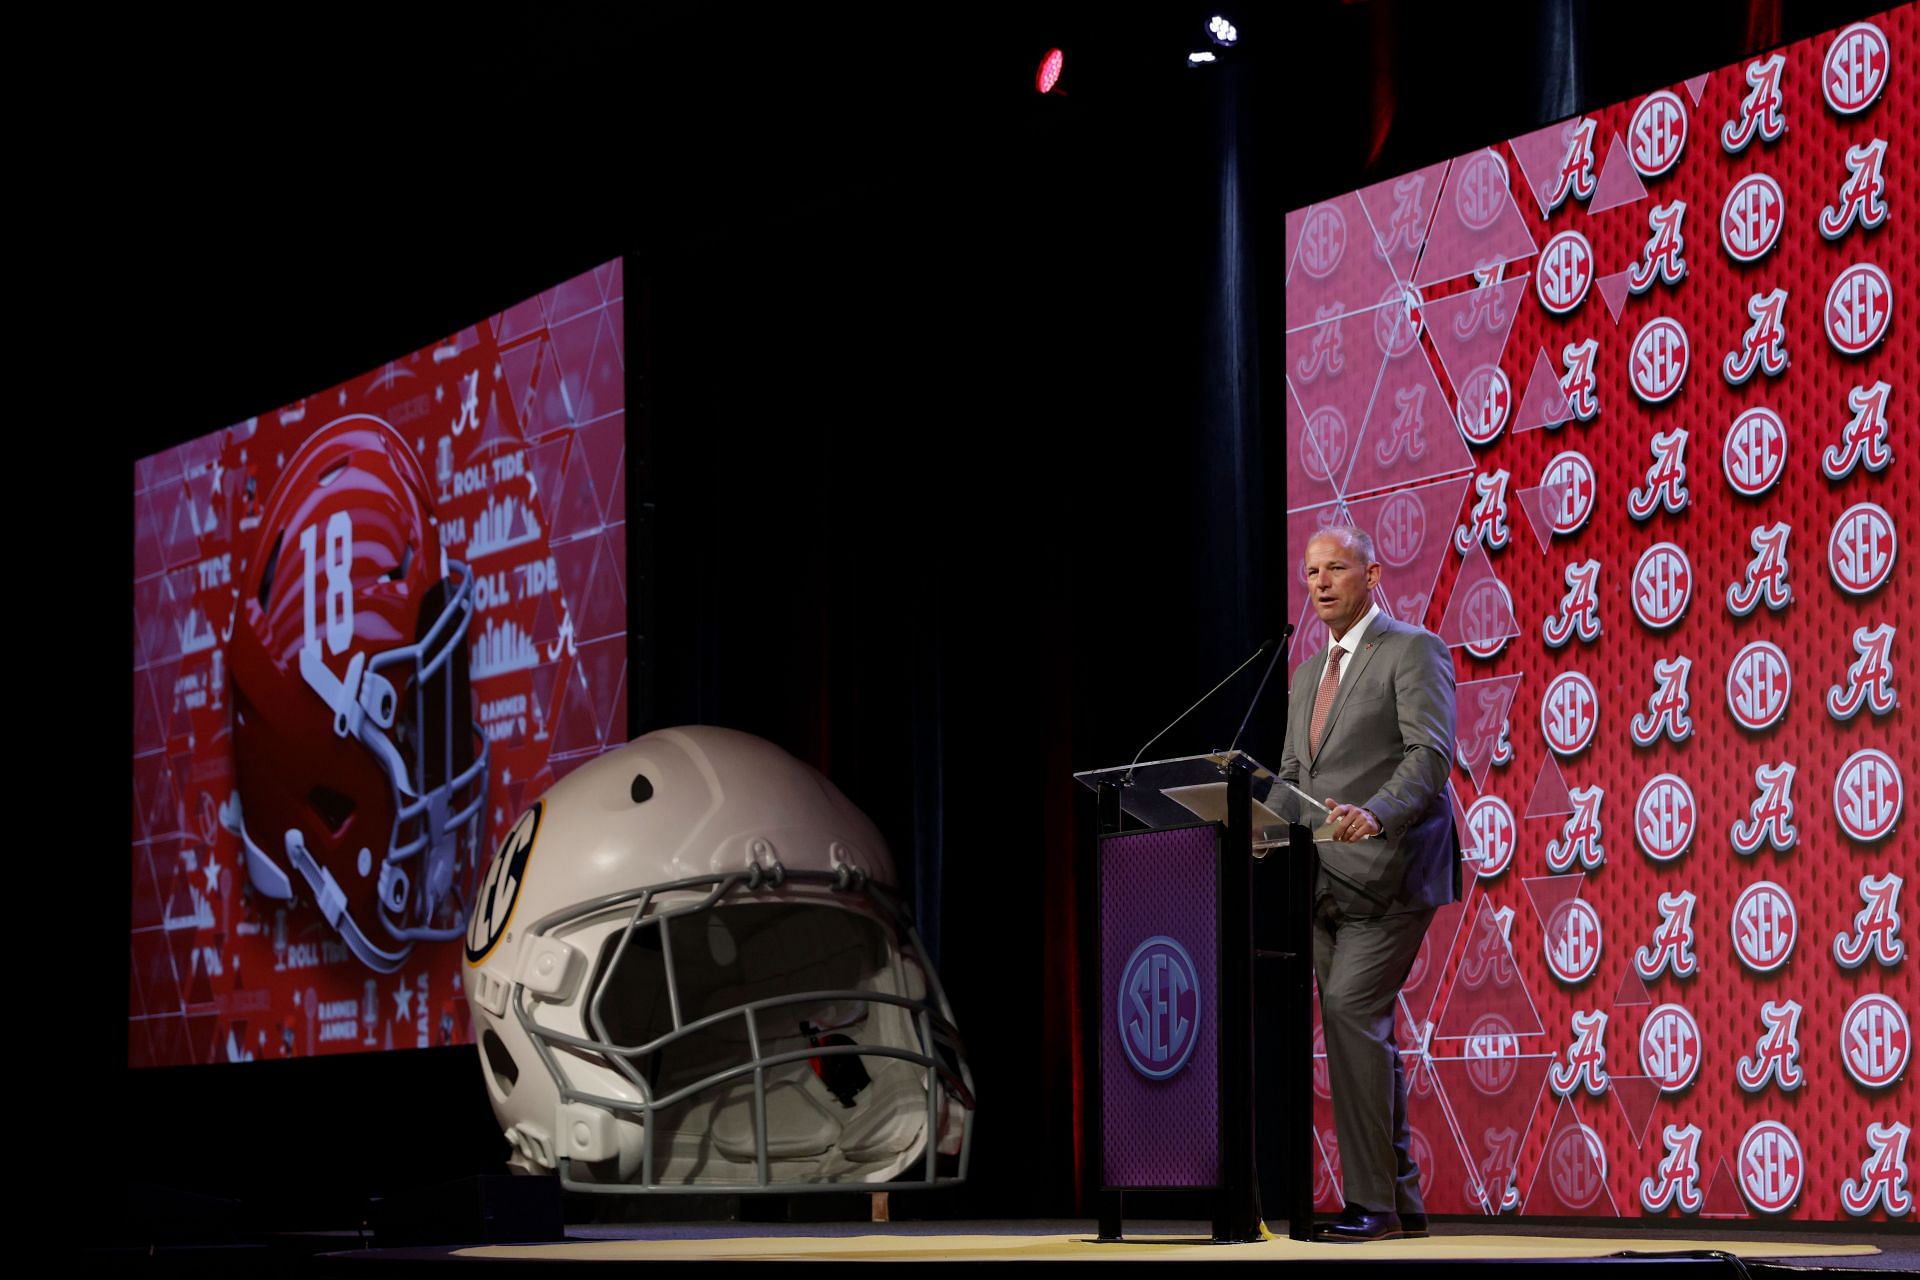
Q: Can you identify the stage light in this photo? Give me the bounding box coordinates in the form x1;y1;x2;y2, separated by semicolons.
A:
1187;51;1217;67
1207;16;1238;46
1036;47;1064;94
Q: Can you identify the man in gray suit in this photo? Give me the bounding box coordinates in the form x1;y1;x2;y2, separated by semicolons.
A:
1280;526;1458;1243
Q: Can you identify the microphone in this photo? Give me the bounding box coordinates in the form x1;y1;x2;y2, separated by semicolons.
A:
1122;638;1277;784
1225;621;1294;760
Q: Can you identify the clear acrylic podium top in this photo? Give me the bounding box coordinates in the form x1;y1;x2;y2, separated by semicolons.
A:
1073;751;1326;852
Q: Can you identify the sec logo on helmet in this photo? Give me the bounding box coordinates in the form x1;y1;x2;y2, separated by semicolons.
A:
1841;992;1911;1090
1630;90;1689;178
1538;230;1595;315
1542;670;1600;758
1727;640;1792;731
1721;173;1784;264
1636;773;1697;864
1829;501;1897;597
1738;1121;1805;1215
1633;542;1693;630
1823;21;1889;116
1731;880;1797;974
1834;747;1903;843
1723;407;1787;497
1545;897;1604;986
1825;262;1892;355
1640;1003;1702;1093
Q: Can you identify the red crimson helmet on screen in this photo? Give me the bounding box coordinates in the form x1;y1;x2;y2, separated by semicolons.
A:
227;413;489;973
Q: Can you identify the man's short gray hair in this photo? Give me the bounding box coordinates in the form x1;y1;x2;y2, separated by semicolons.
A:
1306;524;1377;565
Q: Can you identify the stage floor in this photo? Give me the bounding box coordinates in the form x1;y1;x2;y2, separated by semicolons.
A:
446;1220;1905;1268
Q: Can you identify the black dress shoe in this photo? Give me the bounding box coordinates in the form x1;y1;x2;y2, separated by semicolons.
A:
1400;1212;1429;1238
1312;1205;1404;1242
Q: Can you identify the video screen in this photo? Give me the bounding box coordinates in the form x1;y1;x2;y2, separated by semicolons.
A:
130;260;629;1066
1286;12;1912;1220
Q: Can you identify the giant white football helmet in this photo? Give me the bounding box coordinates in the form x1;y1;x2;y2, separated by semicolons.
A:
463;726;973;1192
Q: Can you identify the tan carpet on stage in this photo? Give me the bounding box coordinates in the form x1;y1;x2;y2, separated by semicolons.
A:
458;1230;1880;1263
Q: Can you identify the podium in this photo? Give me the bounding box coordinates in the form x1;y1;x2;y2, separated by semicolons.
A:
1072;752;1318;1242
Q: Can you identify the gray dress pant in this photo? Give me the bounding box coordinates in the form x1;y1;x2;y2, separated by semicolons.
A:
1313;892;1437;1215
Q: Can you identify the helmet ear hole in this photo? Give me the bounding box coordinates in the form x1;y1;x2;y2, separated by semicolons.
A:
481;1028;519;1096
630;774;654;803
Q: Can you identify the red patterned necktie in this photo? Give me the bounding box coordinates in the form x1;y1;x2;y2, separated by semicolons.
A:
1308;646;1345;755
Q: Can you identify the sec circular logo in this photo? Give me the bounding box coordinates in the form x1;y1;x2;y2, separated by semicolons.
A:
1636;773;1697;863
1466;795;1517;879
1723;407;1787;497
1834;747;1903;843
1461;577;1516;661
1630;89;1689;178
1738;1120;1805;1214
467;802;543;965
1632;541;1693;629
1377;491;1426;569
1117;936;1203;1080
1466;1012;1520;1095
1825;262;1892;355
1545;897;1604;985
1823;21;1890;116
1543;451;1596;535
1458;364;1512;446
1630;317;1690;404
1374;281;1425;358
1731;880;1798;974
1640;1002;1702;1092
1456;150;1511;232
1542;670;1600;758
1538;230;1595;314
1829;501;1897;596
1302;406;1349;484
1727;639;1792;731
1840;992;1910;1089
1721;173;1784;264
1298;204;1347;280
1548;1122;1609;1210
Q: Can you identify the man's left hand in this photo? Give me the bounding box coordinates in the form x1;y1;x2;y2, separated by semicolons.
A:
1324;802;1380;841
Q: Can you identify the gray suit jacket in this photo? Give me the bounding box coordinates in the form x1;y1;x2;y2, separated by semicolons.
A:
1280;613;1460;914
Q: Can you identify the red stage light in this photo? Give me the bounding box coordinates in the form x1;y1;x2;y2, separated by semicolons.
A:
1036;48;1064;94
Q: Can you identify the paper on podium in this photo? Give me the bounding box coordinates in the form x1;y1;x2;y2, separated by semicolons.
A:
1273;780;1383;844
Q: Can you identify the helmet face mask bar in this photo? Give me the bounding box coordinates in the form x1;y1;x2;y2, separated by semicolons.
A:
509;869;973;1192
464;725;974;1194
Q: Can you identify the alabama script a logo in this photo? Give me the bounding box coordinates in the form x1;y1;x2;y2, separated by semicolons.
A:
1820;138;1889;240
1822;381;1892;481
1631;656;1693;747
1635;891;1699;980
1727;523;1792;616
1627;201;1688;294
1628;428;1689;520
1829;622;1897;720
1378;174;1432;259
1548;118;1598;211
1544;559;1603;648
1546;785;1606;874
1724;288;1789;385
1832;872;1905;969
1455;469;1513;553
1721;52;1786;154
1295;305;1346;382
1732;761;1798;856
1560;338;1600;422
1641;1123;1705;1213
1550;1009;1610;1097
1841;1122;1913;1219
1736;999;1805;1093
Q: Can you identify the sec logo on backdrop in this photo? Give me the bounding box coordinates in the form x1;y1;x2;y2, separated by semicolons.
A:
1829;501;1896;596
1543;451;1597;534
1825;262;1892;355
1302;407;1350;484
1727;640;1792;731
1823;21;1889;115
1461;576;1516;661
1458;365;1512;446
1731;881;1797;973
1834;748;1903;843
1633;542;1693;629
1723;407;1787;497
1641;1003;1702;1092
1636;773;1697;863
1630;317;1690;404
1542;671;1600;757
1548;1123;1610;1211
1538;230;1595;314
1630;89;1689;177
1298;204;1347;280
1466;1011;1521;1095
1546;897;1604;985
1738;1121;1805;1214
1721;173;1784;263
1840;993;1910;1090
1466;795;1517;879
